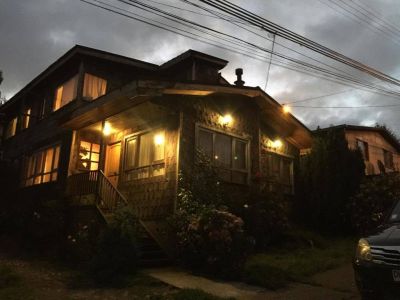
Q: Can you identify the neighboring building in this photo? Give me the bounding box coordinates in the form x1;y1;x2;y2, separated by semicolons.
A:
315;125;400;175
0;45;312;253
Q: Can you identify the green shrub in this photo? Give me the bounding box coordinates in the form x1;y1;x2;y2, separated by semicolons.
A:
241;191;290;249
297;128;365;233
88;206;139;286
349;173;400;234
176;208;249;277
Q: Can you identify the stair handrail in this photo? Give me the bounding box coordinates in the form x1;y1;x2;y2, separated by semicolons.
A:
96;170;128;213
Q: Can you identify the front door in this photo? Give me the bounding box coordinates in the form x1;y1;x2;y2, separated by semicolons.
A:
104;142;121;187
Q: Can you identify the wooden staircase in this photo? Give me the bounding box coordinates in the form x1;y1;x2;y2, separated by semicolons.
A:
67;170;172;266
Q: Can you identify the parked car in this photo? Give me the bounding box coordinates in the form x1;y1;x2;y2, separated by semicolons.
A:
354;200;400;299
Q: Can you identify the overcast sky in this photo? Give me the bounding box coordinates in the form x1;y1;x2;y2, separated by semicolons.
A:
1;0;400;133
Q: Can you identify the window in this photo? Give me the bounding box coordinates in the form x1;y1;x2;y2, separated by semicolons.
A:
266;152;293;193
53;74;78;111
83;73;107;100
22;108;31;129
123;130;165;180
356;139;369;161
383;149;394;169
77;141;100;171
4;117;17;139
22;145;60;187
197;127;249;184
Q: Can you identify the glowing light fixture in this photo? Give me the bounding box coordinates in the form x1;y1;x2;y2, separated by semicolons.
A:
103;122;112;136
282;105;291;114
220;114;233;126
272;139;283;149
154;132;165;145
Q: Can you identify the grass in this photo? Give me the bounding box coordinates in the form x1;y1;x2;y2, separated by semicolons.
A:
243;233;356;290
0;265;35;300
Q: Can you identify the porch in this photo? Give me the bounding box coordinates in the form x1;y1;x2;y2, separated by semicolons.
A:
65;101;179;221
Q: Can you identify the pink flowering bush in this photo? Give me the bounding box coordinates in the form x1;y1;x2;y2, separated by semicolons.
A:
176;208;249;277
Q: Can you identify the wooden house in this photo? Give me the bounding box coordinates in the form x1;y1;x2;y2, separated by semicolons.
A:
315;125;400;175
0;45;312;253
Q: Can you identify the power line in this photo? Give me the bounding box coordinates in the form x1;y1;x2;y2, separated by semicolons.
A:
197;0;400;87
81;0;400;100
324;0;400;45
112;0;400;98
283;89;354;104
291;104;400;108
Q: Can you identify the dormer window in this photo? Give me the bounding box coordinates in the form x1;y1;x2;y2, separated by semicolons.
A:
83;73;107;100
53;74;78;111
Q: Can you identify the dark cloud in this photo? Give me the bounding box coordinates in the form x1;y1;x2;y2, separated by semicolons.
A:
1;0;399;133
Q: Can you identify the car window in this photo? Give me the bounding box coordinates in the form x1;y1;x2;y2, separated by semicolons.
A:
388;200;400;223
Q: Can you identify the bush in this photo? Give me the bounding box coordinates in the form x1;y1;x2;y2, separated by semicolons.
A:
171;150;250;277
349;173;400;235
88;206;139;286
241;191;290;249
176;208;248;277
297;128;365;233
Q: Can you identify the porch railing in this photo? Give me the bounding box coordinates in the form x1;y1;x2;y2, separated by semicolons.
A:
97;170;128;213
67;170;127;214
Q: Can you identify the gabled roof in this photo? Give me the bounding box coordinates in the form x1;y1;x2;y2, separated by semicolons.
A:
1;46;229;111
1;45;159;110
315;124;400;152
160;49;228;70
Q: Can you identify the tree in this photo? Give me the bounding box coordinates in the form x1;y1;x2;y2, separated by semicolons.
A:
296;128;365;233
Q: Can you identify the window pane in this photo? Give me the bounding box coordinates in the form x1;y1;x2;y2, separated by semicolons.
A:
42;174;51;183
214;133;231;167
44;148;54;173
138;132;152;167
198;130;213;159
54;75;78;111
90;162;99;171
92;143;100;153
234;140;246;170
23;108;31;129
83;73;107;100
34;176;42;185
125;138;137;169
61;75;78;106
91;153;99;162
35;152;44;174
54;86;63;111
51;172;58;181
53;146;60;170
153;131;165;161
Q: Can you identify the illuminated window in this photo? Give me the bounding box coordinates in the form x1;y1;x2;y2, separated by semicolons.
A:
124;130;165;181
22;145;60;187
4;117;17;139
53;74;78;111
83;73;107;100
78;141;100;171
22;108;31;129
197;127;249;184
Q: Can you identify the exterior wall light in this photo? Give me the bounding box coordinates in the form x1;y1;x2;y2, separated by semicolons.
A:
103;122;112;136
154;133;165;145
272;139;283;149
220;114;233;126
282;105;291;114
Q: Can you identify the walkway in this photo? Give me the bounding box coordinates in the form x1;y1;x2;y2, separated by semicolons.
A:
145;264;360;300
